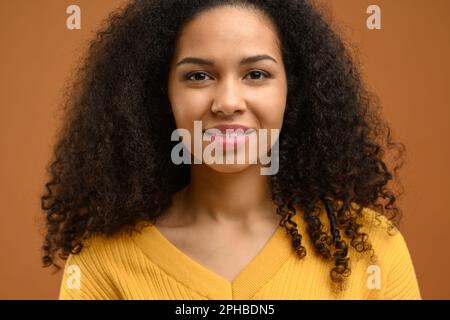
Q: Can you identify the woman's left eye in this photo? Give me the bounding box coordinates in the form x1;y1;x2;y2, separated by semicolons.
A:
246;70;271;80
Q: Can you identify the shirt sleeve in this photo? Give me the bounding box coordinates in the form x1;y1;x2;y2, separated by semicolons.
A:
58;236;121;300
382;229;422;300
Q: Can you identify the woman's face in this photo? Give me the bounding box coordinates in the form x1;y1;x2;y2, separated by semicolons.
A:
167;6;288;174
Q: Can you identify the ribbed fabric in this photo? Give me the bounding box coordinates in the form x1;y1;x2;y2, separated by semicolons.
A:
59;206;422;300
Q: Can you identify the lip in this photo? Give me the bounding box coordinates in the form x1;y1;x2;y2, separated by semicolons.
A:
202;124;256;151
203;124;255;134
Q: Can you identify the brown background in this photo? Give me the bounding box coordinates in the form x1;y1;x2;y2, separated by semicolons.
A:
1;0;449;299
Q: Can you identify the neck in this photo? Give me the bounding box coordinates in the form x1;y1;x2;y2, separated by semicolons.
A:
181;164;276;225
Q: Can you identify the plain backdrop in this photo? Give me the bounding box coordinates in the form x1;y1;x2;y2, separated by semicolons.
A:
1;0;449;299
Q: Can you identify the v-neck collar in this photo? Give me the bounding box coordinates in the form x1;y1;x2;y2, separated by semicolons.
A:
132;210;300;299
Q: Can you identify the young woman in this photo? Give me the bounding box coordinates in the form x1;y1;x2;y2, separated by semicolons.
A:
41;0;421;299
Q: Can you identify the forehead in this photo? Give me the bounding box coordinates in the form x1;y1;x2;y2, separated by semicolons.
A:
173;6;281;61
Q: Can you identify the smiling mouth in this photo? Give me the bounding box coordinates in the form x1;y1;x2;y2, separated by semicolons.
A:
203;128;256;138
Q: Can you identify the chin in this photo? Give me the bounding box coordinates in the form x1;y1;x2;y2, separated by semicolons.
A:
204;162;255;174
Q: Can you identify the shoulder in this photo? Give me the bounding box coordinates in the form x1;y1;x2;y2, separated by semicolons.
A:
340;204;409;264
65;218;163;267
69;231;132;262
58;230;142;300
354;205;422;299
357;206;406;257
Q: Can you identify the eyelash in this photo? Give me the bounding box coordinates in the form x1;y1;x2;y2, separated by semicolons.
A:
185;70;272;82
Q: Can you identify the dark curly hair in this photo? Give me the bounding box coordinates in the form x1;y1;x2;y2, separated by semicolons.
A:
40;0;406;290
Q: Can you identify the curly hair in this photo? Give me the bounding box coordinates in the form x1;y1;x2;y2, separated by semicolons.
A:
41;0;406;289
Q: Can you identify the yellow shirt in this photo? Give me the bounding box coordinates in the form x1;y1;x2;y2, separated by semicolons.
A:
58;206;421;300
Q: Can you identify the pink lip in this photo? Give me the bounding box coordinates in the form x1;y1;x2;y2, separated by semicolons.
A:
203;124;254;134
212;134;249;151
203;124;256;151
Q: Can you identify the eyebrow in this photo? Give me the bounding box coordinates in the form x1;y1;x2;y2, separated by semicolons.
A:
175;54;278;67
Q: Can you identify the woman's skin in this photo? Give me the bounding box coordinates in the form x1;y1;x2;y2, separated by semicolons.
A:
156;6;289;282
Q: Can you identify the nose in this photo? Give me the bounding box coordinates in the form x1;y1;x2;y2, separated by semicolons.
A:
211;78;247;116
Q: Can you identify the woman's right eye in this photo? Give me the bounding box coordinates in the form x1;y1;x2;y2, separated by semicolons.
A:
185;72;212;81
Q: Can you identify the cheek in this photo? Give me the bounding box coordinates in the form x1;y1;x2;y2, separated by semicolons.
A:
254;105;286;129
251;90;287;129
168;72;209;129
170;92;210;129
